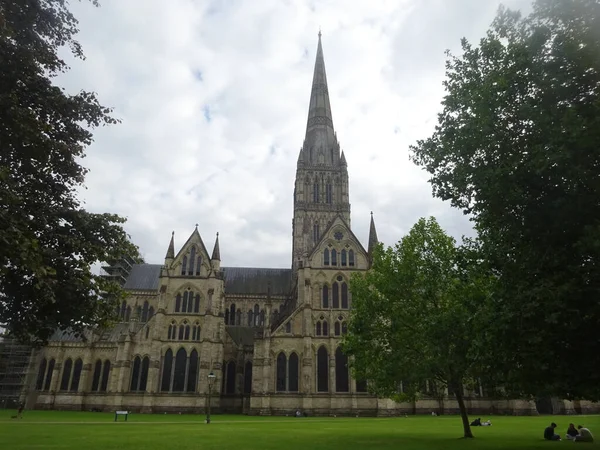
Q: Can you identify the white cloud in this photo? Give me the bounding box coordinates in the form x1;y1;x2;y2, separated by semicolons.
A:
60;0;533;268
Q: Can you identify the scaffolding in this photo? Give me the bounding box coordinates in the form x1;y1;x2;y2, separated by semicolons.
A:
0;334;34;410
101;255;136;286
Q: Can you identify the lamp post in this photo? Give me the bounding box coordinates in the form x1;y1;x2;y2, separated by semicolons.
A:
206;371;216;424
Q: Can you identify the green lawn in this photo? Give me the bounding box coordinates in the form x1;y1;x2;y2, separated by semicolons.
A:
0;410;598;450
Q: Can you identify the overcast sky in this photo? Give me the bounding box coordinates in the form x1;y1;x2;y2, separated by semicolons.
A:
60;0;532;268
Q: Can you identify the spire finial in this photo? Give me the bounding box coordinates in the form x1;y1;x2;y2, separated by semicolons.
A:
370;211;373;217
318;28;321;39
211;232;221;261
165;230;175;260
195;223;198;229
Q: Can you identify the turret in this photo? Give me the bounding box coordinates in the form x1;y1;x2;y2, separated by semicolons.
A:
164;231;175;267
211;232;221;271
367;212;379;263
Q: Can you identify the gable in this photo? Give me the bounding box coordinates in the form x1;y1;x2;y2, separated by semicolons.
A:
308;215;368;265
172;228;212;273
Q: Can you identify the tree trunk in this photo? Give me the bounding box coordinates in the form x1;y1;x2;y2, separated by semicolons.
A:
453;384;473;438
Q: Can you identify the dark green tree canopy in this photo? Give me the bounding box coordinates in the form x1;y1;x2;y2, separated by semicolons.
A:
0;0;140;345
411;0;600;400
344;217;495;438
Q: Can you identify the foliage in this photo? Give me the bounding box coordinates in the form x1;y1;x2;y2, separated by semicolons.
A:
343;217;495;438
410;0;600;400
0;0;140;345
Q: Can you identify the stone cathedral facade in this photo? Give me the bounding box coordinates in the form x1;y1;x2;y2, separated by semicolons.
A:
27;35;592;416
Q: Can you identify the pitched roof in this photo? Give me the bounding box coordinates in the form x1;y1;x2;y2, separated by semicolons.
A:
222;267;292;295
123;264;162;291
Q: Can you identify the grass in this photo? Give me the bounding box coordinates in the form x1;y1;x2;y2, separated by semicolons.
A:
0;410;598;450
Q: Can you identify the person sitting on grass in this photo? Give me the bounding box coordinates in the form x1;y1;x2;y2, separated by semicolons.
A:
481;419;492;426
566;423;579;440
574;425;594;443
470;418;482;426
544;422;561;441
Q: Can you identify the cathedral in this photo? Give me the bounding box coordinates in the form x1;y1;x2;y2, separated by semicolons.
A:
27;35;593;416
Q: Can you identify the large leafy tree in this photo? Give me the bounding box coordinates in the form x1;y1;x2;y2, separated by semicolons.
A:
410;0;600;400
344;217;495;438
0;1;140;345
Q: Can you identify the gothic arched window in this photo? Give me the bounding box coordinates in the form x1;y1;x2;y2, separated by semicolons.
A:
225;309;230;325
236;309;242;326
289;353;299;392
178;324;185;340
160;349;173;392
225;361;236;394
148;306;154;320
187;350;199;393
189;247;196;275
334;321;341;336
349;249;355;266
196;256;202;275
313;223;320;242
44;359;55;391
91;359;101;392
342;322;348;335
181;256;188;275
341;282;349;309
313;183;319;203
70;358;83;392
332;283;339;308
194;294;200;313
173;348;187;392
326;183;332;204
100;360;111;392
317;347;328;392
322;320;329;336
247;309;253;326
130;356;141;392
184;324;190;340
341;249;347;266
253;304;260;326
335;347;349;392
229;304;236;325
322;285;329;308
182;291;188;312
120;301;126;320
125;306;131;322
324;248;330;265
175;294;181;313
276;352;287;392
331;249;337;266
141;301;149;322
35;358;47;391
139;357;149;392
316;321;322;336
60;358;72;391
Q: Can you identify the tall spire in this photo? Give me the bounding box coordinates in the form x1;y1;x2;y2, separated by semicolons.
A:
300;32;339;166
165;231;175;260
211;232;220;261
368;212;379;257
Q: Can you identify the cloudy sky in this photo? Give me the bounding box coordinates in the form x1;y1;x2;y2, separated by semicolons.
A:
60;0;532;268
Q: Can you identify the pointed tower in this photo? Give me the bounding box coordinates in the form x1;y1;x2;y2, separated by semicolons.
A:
165;231;175;266
368;212;379;262
292;32;351;272
211;232;221;271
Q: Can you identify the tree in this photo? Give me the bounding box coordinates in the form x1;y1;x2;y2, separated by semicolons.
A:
410;0;600;401
343;217;495;438
0;1;140;345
